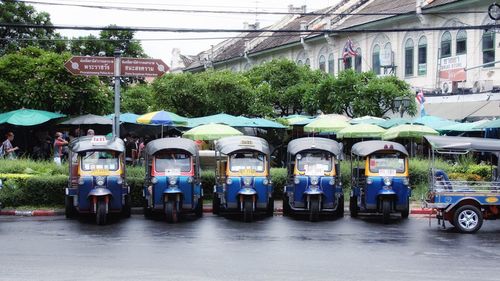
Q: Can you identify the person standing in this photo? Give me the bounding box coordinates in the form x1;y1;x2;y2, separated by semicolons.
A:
2;132;19;159
53;132;68;165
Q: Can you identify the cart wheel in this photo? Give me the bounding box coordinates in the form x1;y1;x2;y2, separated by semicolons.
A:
349;196;358;218
65;195;77;219
243;198;254;223
453;205;483;233
266;197;274;217
165;201;179;223
122;195;131;218
382;199;391;224
212;194;221;215
96;198;107;225
195;198;203;218
309;197;320;222
401;200;410;219
336;196;344;218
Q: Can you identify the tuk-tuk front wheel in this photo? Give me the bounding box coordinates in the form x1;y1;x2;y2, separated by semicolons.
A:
96;198;108;225
349;196;358;218
309;197;320;222
165;201;179;223
243;197;254;223
401;200;410;219
382;199;391;224
453;205;483;233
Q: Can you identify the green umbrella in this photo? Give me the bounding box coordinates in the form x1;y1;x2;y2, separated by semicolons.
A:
378;118;411;129
337;124;386;139
441;120;490;132
0;109;65;126
382;124;439;140
183;123;243;140
475;118;500;129
304;116;350;133
350;116;385;125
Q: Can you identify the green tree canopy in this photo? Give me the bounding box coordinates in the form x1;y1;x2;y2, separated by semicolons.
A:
0;0;65;55
0;47;112;114
121;84;154;114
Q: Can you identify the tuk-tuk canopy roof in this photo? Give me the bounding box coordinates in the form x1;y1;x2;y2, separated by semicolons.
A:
287;137;342;156
424;135;500;152
351;140;408;157
216;136;270;155
69;136;125;153
145;137;198;156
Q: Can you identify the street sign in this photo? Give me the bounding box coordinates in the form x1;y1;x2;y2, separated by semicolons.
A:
64;56;169;77
121;58;169;77
64;56;115;76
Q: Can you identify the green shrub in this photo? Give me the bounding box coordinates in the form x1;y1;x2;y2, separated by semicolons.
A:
0;175;66;207
270;168;287;197
127;177;144;207
0;159;67;175
467;164;493;180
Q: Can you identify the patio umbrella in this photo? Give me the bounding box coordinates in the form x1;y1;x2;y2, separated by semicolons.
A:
337;124;386;139
250;118;287;129
440;120;490;132
60;114;112;125
350;116;385;125
106;113;141;124
378;118;411;129
183;123;243;141
0;109;65;126
412;115;459;131
382;124;439;140
283;114;312;126
322;114;351;122
304;116;350;133
187;113;252;128
136;110;189;137
475;118;500;129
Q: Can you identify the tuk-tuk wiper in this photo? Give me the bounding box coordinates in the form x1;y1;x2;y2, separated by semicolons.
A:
83;152;96;159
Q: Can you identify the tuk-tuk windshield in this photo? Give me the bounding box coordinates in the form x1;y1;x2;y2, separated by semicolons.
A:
229;152;265;173
369;153;406;174
81;151;119;171
154;152;191;173
296;152;332;175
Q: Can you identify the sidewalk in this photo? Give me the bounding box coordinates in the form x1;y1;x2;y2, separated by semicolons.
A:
0;201;433;216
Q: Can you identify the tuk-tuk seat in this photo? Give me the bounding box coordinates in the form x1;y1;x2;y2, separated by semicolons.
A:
434;170;452;190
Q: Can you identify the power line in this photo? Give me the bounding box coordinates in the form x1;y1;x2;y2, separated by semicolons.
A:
19;0;486;16
1;22;498;33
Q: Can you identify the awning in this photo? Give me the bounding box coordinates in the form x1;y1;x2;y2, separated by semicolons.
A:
424;100;500;120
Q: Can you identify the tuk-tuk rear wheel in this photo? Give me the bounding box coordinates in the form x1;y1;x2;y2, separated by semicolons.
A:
336;197;344;218
96;198;107;225
122;195;131;218
401;200;410;219
282;195;291;216
266;198;274;217
65;196;77;219
195;198;203;218
212;195;221;215
349;196;358;218
453;205;483;233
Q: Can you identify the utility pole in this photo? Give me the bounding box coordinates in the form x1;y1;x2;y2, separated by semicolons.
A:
113;48;122;139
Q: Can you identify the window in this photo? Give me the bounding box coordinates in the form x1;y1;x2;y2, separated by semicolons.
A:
305;58;311;67
418;36;427;76
355;47;362;72
81;151;119;171
456;30;467;55
296;152;332;176
344;57;352;69
297;60;304;66
155;152;191;173
229;152;265;173
319;55;326;72
405;38;414;76
440;31;451;58
328;54;334;74
482;30;495;68
372;44;380;74
369;153;406;174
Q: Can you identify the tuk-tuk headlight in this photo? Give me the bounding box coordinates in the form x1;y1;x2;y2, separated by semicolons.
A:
366;177;373;185
403;177;409;185
226;178;233;185
383;177;392;186
329;179;335;186
294;177;300;185
263;178;269;185
243;177;252;186
78;177;85;185
187;177;194;184
311;177;319;186
169;177;177;186
96;176;105;186
151;177;158;184
116;177;123;185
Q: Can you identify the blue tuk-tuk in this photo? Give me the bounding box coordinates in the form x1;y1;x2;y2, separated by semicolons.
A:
424;136;500;233
66;136;130;225
283;137;344;221
213;136;273;222
349;140;411;223
143;138;203;223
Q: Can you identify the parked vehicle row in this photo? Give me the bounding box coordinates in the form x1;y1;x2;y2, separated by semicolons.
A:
64;135;500;234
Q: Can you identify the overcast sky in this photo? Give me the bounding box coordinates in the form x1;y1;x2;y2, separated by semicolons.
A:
31;0;336;65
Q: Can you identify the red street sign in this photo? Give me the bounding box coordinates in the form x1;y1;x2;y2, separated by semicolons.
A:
64;56;115;76
121;58;169;77
64;56;169;77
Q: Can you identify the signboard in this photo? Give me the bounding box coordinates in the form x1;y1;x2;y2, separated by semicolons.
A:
379;49;393;66
91;136;108;146
64;56;169;77
439;54;467;81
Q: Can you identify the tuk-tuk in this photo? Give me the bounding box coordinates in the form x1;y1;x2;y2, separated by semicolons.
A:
213;136;273;222
350;140;411;223
143;138;203;222
65;136;130;225
283;137;344;221
424;136;500;233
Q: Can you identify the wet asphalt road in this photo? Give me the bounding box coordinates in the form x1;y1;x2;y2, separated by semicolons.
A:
1;214;500;281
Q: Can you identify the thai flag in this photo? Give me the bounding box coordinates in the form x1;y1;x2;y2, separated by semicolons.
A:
342;39;357;63
416;89;426;116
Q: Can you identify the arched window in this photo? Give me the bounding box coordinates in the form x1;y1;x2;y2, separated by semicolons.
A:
355;47;362;72
344;57;352;69
405;38;414;76
296;51;305;65
372;44;380;74
440;31;452;58
318;55;326;72
482;30;495;67
305;58;311;67
418;36;427;76
328;53;334;75
456;30;467;55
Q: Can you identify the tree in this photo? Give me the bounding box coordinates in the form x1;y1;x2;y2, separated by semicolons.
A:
0;0;65;55
0;47;113;114
122;84;154;114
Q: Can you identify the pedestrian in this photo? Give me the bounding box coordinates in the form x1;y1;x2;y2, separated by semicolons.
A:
53;132;68;165
1;132;19;160
87;129;95;136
